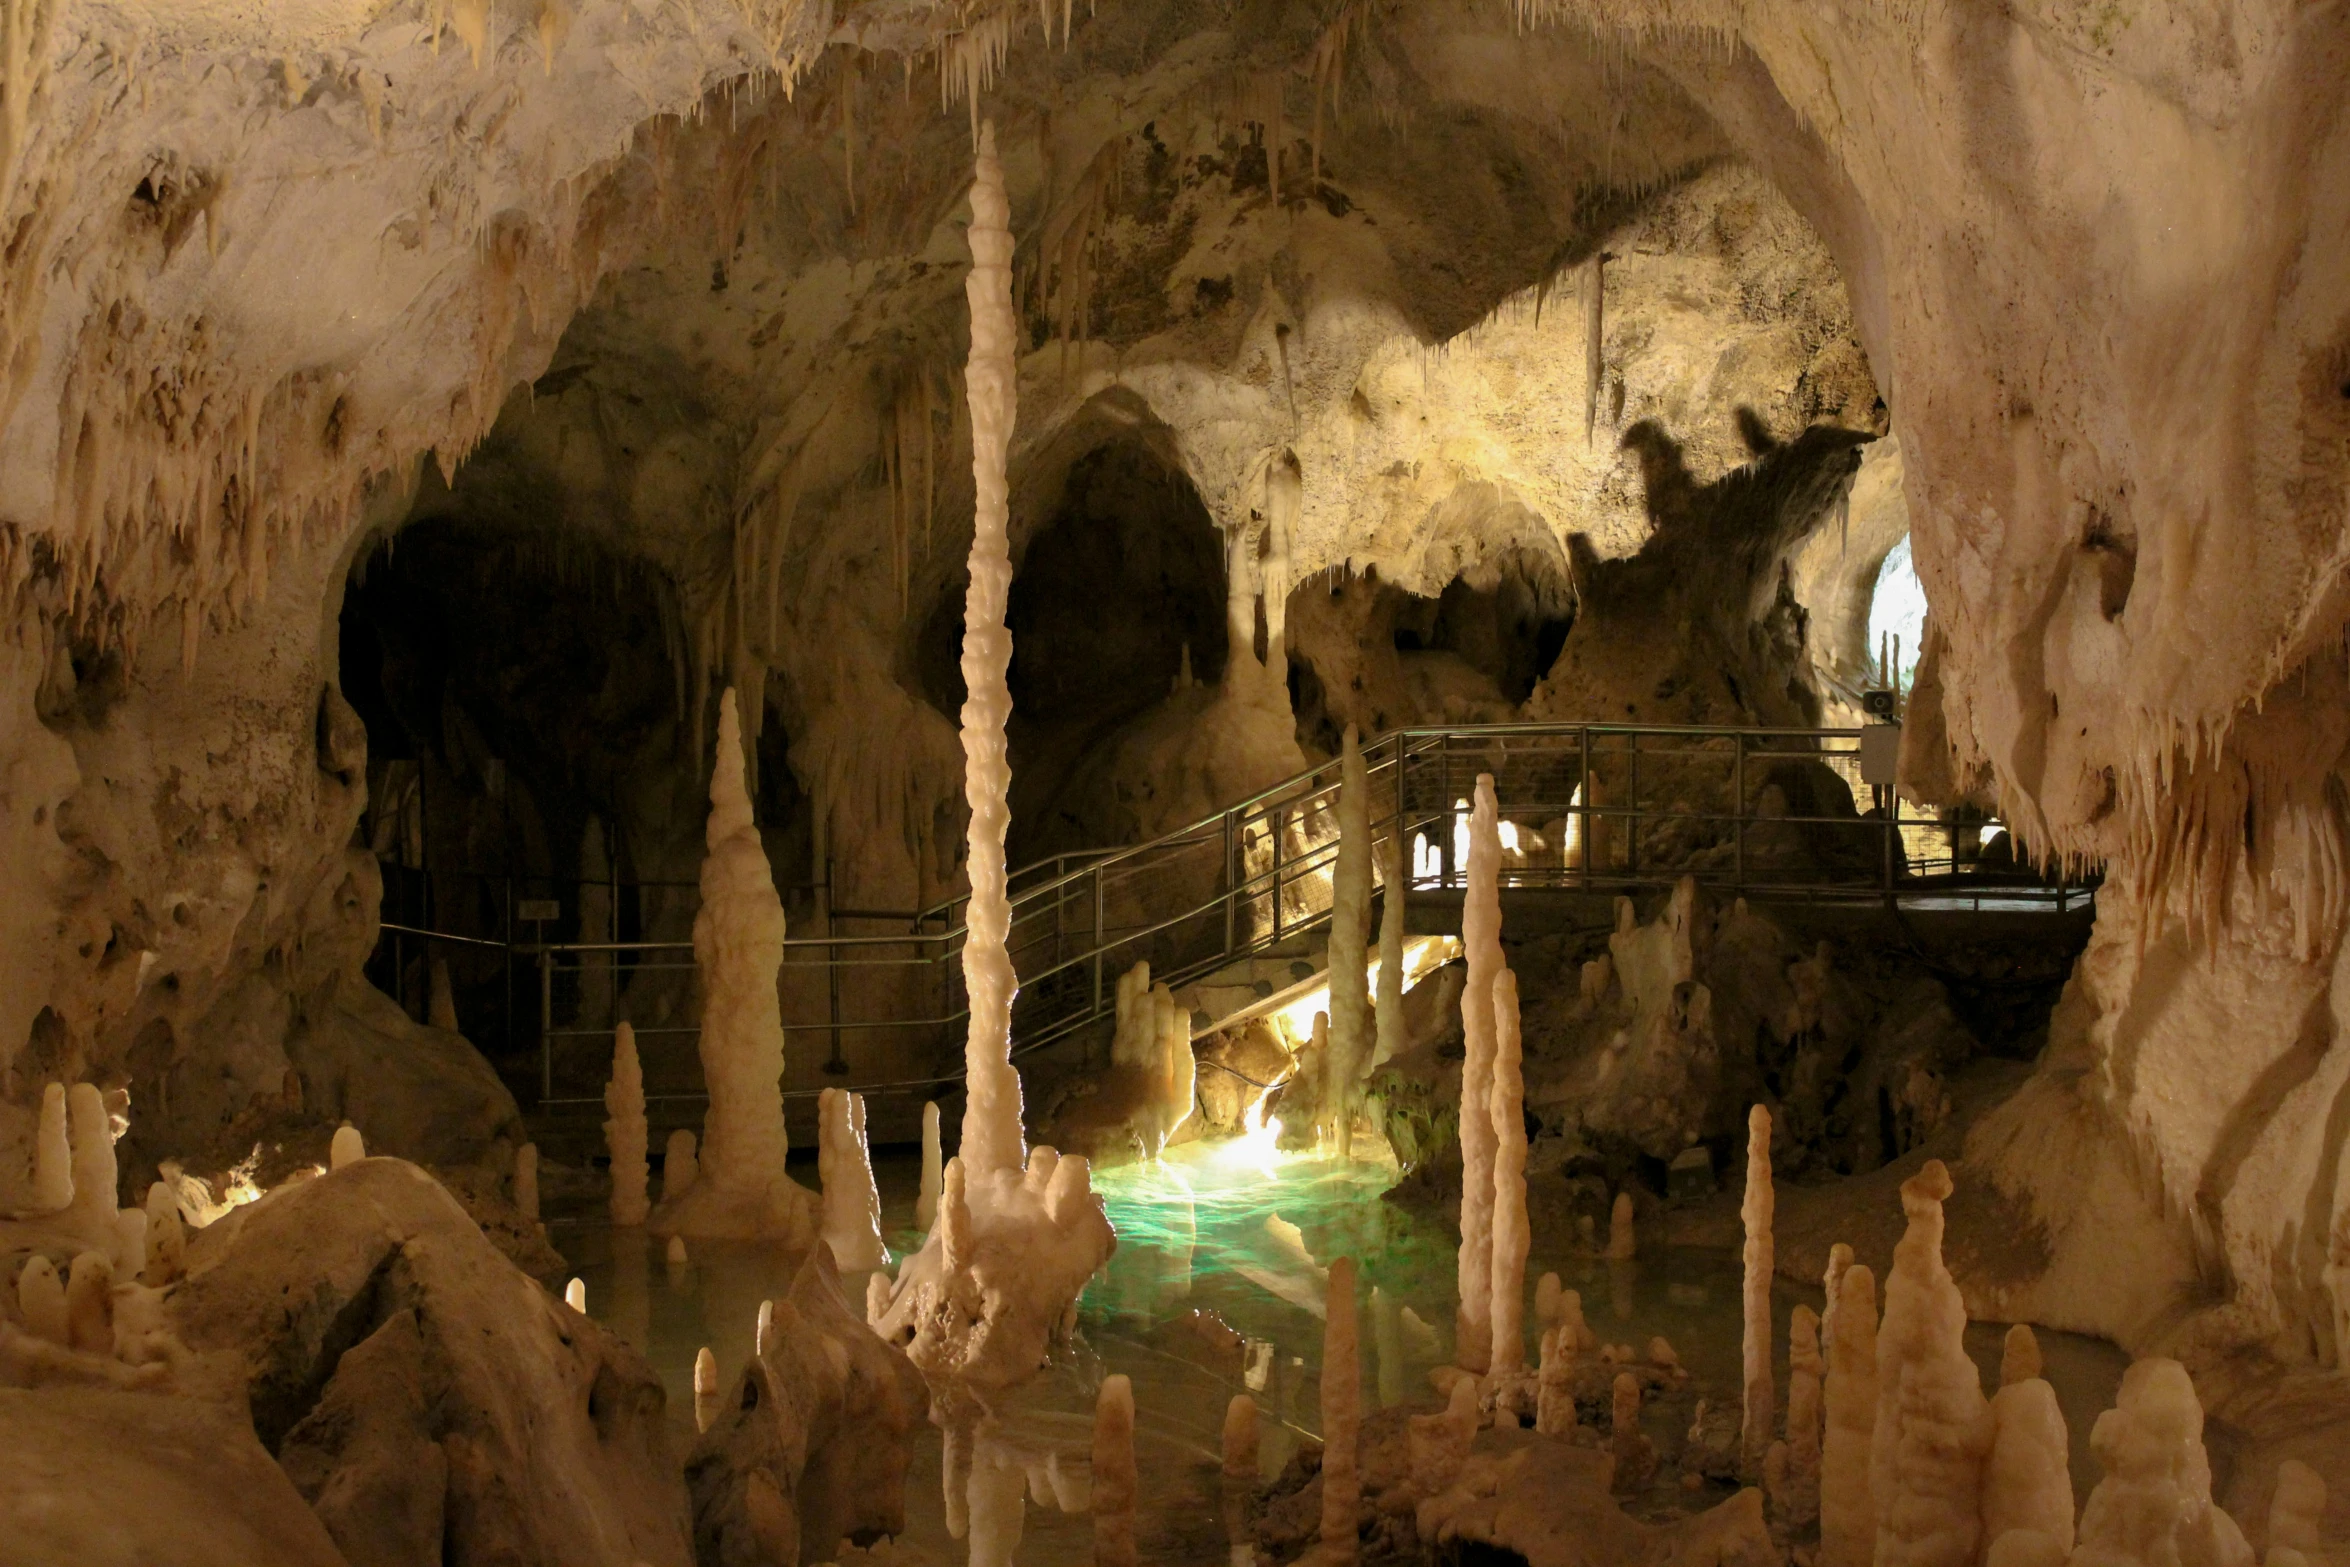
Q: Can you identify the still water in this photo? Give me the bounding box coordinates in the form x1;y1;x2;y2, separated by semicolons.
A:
563;1139;2127;1566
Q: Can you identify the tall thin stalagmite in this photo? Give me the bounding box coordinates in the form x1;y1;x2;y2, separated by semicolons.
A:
605;1021;649;1226
955;119;1026;1180
1820;1264;1878;1567
1488;963;1529;1381
917;1101;943;1230
1326;724;1372;1156
1321;1256;1361;1565
1741;1104;1775;1480
1455;775;1502;1373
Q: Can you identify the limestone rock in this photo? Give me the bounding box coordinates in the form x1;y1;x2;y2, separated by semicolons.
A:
170;1157;691;1567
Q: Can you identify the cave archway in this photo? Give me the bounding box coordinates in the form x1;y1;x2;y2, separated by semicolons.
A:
339;518;816;1083
915;422;1231;864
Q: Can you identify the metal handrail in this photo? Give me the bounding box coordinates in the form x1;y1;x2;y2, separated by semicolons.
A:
385;719;2087;1108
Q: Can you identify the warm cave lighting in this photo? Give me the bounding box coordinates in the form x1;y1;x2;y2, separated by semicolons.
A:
8;8;2340;1567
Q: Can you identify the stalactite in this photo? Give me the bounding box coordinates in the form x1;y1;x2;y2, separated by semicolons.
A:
1582;250;1606;445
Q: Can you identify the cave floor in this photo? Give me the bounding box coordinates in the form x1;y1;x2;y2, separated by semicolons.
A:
557;1143;2129;1565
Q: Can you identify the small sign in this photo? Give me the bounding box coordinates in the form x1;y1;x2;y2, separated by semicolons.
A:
1858;724;1901;787
516;899;561;922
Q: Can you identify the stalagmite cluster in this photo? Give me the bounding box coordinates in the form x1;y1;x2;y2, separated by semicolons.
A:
818;1087;887;1272
605;1021;650;1226
1110;961;1196;1157
651;687;813;1242
1871;1160;1992;1567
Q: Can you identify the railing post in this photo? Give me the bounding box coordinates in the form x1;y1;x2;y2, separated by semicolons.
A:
1883;783;1896;899
1271;807;1286;940
1439;739;1453;888
538;946;553;1105
1091;866;1105;1018
1734;732;1746;891
1579;726;1592;887
1626;732;1640;878
1223;808;1237;956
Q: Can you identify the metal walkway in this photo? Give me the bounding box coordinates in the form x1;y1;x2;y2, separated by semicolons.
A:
378;721;2086;1113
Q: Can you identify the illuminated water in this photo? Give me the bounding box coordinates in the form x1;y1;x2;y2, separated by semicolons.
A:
562;1140;2127;1566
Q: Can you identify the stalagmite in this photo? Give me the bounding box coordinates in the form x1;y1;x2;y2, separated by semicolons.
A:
1606;1191;1637;1260
330;1122;365;1170
917;1100;944;1230
664;1129;698;1200
653;687;811;1240
2001;1323;2043;1387
1870;1161;1990;1567
693;1346;720;1433
1455;774;1502;1373
66;1082;116;1240
818;1087;887;1272
1787;1304;1823;1529
1612;1371;1655;1493
1982;1370;2072;1555
1222;1393;1259;1480
1321;1257;1363;1563
1742;1104;1775;1481
141;1184;184;1286
1326;725;1373;1157
32;1082;71;1211
1374;832;1407;1069
954;119;1027;1182
2071;1359;2250;1567
18;1256;67;1345
564;1277;587;1313
667;1235;689;1268
428;955;460;1034
1094;1374;1139;1567
1489;964;1530;1383
65;1251;113;1354
1559;1287;1596;1352
1536;1273;1563;1333
112;1209;146;1277
2269;1462;2326;1556
605;1021;650;1226
1823;1242;1854;1353
1536;1324;1576;1434
514;1141;540;1222
1821;1264;1879;1567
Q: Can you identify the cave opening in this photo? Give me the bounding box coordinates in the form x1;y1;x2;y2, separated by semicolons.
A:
338;517;813;1087
918;435;1230;864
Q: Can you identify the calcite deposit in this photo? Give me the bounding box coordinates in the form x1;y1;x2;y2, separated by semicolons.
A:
0;0;2345;1562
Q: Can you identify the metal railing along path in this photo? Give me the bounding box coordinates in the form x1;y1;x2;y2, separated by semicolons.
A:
382;721;2084;1110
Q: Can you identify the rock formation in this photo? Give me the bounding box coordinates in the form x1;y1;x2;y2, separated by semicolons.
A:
606;1021;650;1227
1742;1104;1775;1481
1871;1162;1992;1567
1490;963;1531;1387
650;687;813;1242
1822;1264;1880;1567
1456;775;1503;1374
685;1246;928;1567
817;1087;887;1273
